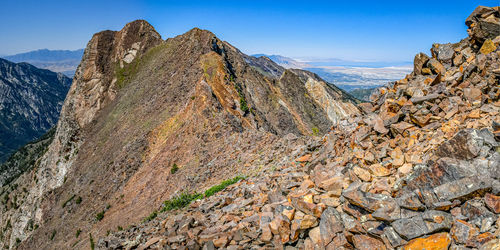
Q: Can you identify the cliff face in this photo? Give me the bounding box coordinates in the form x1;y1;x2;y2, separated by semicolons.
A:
0;58;71;164
0;19;359;249
94;6;499;250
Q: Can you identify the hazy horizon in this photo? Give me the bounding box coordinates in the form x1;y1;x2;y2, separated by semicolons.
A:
1;1;498;61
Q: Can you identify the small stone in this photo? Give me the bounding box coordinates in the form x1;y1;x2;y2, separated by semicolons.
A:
353;166;372;182
403;232;451;250
391;147;405;166
392;210;452;240
414;53;430;74
398;163;413;176
484;193;500;213
466;232;496;248
369;163;391;177
213;236;228;248
319;207;344;246
308;227;321;245
422;68;432;75
299;215;318;229
353;234;387;250
296;154;312;162
384;226;406;247
479;239;500;250
427;59;445;75
343;183;398;213
374;116;389;134
451;219;479;244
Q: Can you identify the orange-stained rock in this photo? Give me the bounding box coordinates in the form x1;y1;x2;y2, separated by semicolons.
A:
353;234;386;250
296;154;312;162
370;163;391;177
466;232;496;248
485;193;500;213
451;219;479;244
403;232;451;250
391;147;405;166
353;166;372;182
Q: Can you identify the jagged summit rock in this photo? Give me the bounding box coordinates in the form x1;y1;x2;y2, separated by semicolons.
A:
466;6;500;45
0;19;359;249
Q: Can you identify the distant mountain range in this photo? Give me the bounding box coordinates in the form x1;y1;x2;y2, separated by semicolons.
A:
253;54;412;90
3;49;84;77
0;58;71;164
252;54;311;69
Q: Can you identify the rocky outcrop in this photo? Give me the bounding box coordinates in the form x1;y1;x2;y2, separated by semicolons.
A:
96;6;500;250
466;6;500;45
0;58;71;164
0;20;163;248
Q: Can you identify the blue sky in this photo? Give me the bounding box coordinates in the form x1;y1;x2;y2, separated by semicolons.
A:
0;0;498;61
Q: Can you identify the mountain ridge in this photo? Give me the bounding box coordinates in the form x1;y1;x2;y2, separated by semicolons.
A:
0;21;359;249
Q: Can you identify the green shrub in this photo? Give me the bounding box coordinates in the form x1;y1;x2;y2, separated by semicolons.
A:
151;176;245;220
62;194;75;208
89;233;95;250
312;127;319;136
144;210;158;222
117;226;123;231
161;192;202;212
170;164;179;174
239;97;249;113
95;211;104;221
75;229;81;238
49;230;56;240
75;196;82;204
204;176;244;198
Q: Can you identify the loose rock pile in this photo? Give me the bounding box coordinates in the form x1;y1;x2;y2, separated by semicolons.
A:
98;6;499;249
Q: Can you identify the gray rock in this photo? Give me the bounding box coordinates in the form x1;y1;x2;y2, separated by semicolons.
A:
319;207;344;246
383;226;406;247
392;210;452;240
